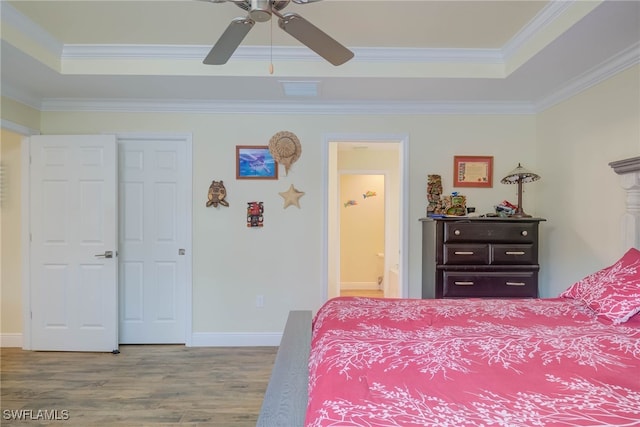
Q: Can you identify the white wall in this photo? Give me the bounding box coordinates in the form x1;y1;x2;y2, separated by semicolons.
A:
0;129;23;338
339;173;385;288
2;64;637;341
537;65;640;297
29;113;534;335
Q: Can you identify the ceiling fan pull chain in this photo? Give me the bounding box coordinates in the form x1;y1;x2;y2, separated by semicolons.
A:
269;12;274;74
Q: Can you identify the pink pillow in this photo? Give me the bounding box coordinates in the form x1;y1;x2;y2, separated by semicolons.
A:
560;247;640;324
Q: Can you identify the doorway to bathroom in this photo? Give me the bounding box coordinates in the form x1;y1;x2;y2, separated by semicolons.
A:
339;173;385;298
324;134;408;301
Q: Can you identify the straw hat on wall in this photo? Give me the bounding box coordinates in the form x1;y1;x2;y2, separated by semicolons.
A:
269;131;302;176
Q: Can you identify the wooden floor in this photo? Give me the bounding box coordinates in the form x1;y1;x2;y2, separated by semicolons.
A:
1;345;277;426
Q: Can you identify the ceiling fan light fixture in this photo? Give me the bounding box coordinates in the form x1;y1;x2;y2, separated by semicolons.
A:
204;0;353;66
249;0;272;22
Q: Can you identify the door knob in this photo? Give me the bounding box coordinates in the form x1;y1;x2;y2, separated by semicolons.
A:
95;251;114;258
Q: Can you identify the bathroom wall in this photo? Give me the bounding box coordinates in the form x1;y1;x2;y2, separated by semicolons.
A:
339;174;385;289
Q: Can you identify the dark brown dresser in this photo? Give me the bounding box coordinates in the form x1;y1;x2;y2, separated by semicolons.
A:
420;217;545;299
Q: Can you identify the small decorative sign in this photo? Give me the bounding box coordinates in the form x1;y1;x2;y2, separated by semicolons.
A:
453;155;493;188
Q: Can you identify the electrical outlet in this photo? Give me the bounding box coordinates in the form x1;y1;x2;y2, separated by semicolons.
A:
256;295;264;308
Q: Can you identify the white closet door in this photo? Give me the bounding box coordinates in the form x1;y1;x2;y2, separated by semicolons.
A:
30;135;118;352
118;137;188;344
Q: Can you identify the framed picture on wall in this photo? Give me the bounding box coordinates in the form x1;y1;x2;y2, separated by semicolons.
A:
236;145;278;180
453;155;493;187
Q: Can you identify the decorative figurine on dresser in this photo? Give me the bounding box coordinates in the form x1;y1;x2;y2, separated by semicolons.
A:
426;174;444;215
420;217;545;299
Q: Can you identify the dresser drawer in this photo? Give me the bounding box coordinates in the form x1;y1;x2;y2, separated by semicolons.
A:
442;271;537;298
422;217;545;299
443;222;537;244
443;244;489;265
491;244;536;264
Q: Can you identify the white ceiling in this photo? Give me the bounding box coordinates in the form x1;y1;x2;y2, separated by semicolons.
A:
1;0;639;114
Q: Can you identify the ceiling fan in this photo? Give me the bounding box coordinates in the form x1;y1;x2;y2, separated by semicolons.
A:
202;0;354;66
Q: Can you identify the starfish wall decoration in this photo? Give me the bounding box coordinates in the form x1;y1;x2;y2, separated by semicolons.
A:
279;184;305;209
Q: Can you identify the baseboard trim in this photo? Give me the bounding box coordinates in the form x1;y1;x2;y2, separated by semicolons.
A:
191;332;282;347
1;332;281;348
340;281;379;290
1;333;23;348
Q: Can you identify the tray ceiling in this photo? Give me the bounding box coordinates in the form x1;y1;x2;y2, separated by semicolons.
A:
1;0;639;113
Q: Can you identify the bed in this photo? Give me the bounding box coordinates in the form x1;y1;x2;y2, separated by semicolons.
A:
257;158;640;427
305;295;640;426
258;248;640;427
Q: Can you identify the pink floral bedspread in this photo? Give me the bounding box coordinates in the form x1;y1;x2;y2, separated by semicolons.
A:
305;297;640;427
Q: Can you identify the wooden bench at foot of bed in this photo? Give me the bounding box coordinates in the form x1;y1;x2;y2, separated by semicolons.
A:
257;310;312;427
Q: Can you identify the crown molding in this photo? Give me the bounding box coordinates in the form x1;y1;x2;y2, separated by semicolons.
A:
609;156;640;175
535;41;640;112
37;40;638;115
61;44;323;61
0;2;63;55
0;119;40;136
39;98;535;115
352;47;503;64
61;44;504;64
61;44;210;60
1;84;43;111
502;1;574;61
9;39;635;116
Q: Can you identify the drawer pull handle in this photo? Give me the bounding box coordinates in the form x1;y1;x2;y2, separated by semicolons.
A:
454;251;474;255
505;251;525;255
454;230;461;236
521;230;528;237
454;281;475;286
506;282;526;286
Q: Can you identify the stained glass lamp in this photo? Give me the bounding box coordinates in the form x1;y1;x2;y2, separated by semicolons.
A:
500;163;540;218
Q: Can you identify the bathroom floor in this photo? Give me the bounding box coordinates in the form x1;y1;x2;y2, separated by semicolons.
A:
340;289;384;298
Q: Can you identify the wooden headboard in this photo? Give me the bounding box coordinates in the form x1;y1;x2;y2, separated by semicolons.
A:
609;156;640;249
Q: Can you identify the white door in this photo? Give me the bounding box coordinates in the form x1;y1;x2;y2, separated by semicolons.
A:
30;135;118;352
118;137;189;344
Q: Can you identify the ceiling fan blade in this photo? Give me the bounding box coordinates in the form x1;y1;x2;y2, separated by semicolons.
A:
203;17;255;65
278;13;354;66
